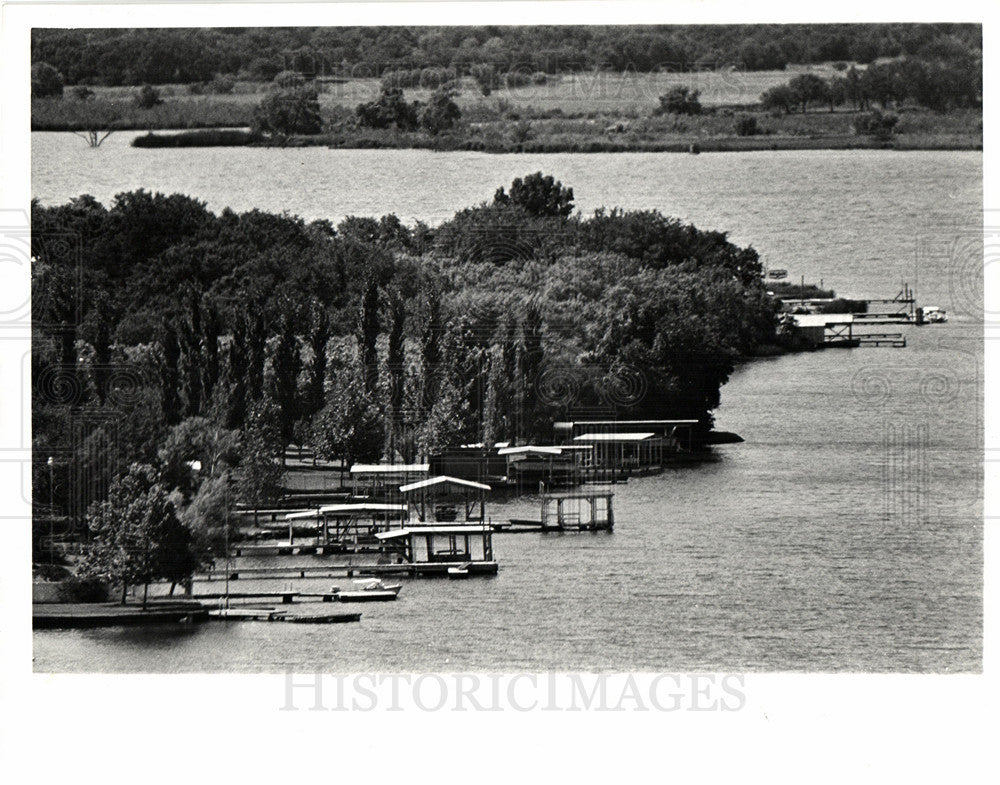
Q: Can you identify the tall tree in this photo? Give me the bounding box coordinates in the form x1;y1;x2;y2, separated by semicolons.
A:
159;320;182;426
357;276;380;396
303;300;331;418
269;309;302;452
80;463;197;606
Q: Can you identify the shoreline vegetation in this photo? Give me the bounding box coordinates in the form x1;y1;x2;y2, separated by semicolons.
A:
32;91;982;153
33;173;794;593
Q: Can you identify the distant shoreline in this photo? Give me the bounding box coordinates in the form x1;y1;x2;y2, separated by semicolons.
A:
117;128;980;154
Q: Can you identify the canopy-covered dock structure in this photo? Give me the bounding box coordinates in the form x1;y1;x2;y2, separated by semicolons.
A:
554;419;697;452
263;503;410;553
374;525;498;576
497;445;581;488
349;463;429;498
506;486;615;532
399;476;491;523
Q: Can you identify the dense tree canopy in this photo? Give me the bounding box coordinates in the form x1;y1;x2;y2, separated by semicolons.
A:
31;25;981;86
32;175;778;559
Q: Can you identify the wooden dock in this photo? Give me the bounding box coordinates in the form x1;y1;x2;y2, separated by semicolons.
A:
33;600;208;629
207;608;361;624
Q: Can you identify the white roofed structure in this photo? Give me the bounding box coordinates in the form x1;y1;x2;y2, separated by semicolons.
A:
398;476;491;524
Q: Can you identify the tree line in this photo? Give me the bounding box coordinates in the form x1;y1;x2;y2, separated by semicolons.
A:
31;24;980;87
759;52;981;115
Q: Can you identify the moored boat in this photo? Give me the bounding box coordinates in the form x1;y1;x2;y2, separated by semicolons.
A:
330;579;402;602
447;563;472;579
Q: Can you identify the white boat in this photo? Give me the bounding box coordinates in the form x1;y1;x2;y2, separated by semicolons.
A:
447;563;472;579
330;579;402;602
921;306;948;323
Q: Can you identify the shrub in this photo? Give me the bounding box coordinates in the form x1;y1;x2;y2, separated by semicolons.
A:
135;84;164;109
655;86;701;116
31;62;64;98
853;109;899;141
420;84;461;135
734;114;759;136
59;575;111;603
211;75;236;94
253;88;323;135
72;85;94;101
356;87;419;131
272;70;306;89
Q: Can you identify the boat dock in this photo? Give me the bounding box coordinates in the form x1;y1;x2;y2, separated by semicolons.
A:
33;600;209;629
207;608;361;624
506;487;615;532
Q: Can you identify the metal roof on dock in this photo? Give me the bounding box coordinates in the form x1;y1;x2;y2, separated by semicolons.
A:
284;503;409;520
350;464;429;474
399;476;492;493
574;432;656;442
375;525;493;539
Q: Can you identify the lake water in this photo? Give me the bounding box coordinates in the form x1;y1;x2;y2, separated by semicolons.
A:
31;133;983;672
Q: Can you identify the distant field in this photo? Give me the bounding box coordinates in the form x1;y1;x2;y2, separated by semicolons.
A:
74;64;847;115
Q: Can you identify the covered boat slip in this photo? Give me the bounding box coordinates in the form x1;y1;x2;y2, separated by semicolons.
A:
375;525;498;576
505;486;615;532
497;444;582;488
398;476;491;523
349;463;429;498
233;503;410;554
572;431;682;470
554;419;697;452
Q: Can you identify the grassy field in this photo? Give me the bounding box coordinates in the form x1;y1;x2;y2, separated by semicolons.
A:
33;65;842;128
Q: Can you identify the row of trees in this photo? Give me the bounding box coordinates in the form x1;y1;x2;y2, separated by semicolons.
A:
31;25;980;86
760;55;981;114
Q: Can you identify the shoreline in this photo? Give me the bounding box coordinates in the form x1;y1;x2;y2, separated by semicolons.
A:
117;128;981;154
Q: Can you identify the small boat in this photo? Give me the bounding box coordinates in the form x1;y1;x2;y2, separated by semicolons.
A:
330;579;401;602
447;563;472;580
921;306;948;323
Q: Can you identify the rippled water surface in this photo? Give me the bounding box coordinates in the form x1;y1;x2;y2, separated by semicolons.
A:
31;135;982;672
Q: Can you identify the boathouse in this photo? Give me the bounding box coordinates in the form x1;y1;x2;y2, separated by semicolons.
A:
540;489;614;531
282;503;410;550
497;445;578;487
572;432;677;469
398;476;491;523
554;419;696;451
429;446;507;483
374;525;498;575
349;463;429;498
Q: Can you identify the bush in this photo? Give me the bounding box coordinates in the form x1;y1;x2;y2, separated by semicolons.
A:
734;114;759;136
655;86;701;116
272;70;306;89
211;75;236;94
72;85;94;101
135;84;164;109
59;575;111;603
356;87;419;131
132;129;260;148
853;109;899;141
31;62;64;98
419;84;461;135
502;70;533;89
253;88;323;135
